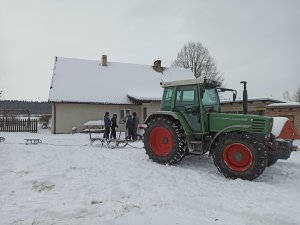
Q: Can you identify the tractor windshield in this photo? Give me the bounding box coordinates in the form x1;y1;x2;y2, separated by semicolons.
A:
202;88;220;112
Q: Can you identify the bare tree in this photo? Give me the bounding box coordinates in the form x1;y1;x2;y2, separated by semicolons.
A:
172;42;224;83
282;86;300;102
282;90;291;101
293;86;300;102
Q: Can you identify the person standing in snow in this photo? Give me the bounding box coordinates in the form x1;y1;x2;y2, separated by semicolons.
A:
126;114;135;140
132;112;139;141
110;114;118;139
103;112;111;139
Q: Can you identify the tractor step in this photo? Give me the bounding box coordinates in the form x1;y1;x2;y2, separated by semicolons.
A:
189;150;203;155
190;141;202;144
189;140;203;155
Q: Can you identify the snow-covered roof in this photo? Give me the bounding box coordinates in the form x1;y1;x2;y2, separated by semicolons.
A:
127;94;161;102
49;57;194;104
221;97;285;104
267;102;300;108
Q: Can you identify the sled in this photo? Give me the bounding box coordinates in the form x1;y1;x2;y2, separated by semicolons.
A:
89;130;128;149
24;139;42;145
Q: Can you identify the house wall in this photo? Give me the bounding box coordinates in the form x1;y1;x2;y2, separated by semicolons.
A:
51;103;141;134
141;102;161;121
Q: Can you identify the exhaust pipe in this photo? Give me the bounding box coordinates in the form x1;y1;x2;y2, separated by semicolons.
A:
240;81;248;114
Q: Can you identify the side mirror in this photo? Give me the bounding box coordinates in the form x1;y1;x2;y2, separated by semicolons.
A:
233;92;237;102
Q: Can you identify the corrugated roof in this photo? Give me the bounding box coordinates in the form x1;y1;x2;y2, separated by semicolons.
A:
49;57;194;104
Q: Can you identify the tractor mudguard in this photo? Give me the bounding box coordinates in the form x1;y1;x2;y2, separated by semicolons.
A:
144;111;192;136
209;124;251;154
144;111;179;124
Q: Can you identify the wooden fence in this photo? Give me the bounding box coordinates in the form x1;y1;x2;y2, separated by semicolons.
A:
0;118;38;133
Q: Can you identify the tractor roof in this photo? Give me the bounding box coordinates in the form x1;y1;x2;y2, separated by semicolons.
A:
161;78;220;88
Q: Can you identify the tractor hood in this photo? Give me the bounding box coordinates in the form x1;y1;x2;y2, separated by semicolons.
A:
209;112;273;135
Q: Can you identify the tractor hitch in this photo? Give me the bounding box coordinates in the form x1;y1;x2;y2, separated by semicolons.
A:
267;139;294;160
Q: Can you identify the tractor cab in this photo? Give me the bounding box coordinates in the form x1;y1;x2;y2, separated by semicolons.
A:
159;78;231;134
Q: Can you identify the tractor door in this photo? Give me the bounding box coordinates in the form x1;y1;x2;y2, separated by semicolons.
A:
200;87;221;131
174;85;202;132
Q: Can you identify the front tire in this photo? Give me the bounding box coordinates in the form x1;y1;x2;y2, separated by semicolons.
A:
212;132;268;180
144;117;187;165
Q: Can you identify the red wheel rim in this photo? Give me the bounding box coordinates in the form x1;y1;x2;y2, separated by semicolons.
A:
149;127;173;156
223;143;253;172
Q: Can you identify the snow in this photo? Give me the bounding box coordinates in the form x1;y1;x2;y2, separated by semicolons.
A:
268;102;300;107
49;57;194;104
127;94;162;101
83;120;104;126
272;117;288;137
1;131;300;225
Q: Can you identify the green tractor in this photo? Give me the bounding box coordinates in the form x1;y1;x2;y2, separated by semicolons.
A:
143;78;297;180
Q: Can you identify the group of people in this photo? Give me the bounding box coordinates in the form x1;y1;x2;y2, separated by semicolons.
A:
103;111;139;141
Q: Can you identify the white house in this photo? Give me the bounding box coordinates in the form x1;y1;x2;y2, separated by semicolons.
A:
48;55;194;133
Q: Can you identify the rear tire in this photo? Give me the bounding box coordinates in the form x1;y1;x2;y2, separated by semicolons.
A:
144;117;187;165
212;132;268;180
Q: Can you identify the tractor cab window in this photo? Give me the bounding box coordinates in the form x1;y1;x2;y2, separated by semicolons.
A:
175;85;198;107
202;88;220;112
160;87;173;110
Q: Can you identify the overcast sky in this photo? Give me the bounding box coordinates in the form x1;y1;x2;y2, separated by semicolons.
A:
0;0;299;101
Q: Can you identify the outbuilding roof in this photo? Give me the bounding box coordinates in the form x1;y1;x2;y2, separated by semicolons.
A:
49;57;194;104
267;102;300;108
221;97;285;104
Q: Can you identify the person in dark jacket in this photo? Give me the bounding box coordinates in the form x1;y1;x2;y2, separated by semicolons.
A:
126;114;135;140
132;112;139;141
110;114;118;139
103;112;111;139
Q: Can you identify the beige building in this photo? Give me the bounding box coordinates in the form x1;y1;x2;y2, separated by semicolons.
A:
48;55;194;134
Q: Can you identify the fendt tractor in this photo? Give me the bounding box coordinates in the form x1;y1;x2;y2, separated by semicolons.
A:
143;78;298;180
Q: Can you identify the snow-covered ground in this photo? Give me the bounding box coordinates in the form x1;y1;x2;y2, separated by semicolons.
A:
0;131;299;225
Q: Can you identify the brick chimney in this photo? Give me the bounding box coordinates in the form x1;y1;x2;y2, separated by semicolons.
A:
153;60;162;72
102;55;107;66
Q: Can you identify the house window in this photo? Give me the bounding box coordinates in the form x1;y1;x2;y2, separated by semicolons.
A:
120;109;131;121
258;110;264;115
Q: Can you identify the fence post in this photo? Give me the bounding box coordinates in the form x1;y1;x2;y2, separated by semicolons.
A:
35;119;37;133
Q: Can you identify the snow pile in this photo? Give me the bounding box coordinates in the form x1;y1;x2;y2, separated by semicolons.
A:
0;131;300;225
83;120;104;126
271;117;288;137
